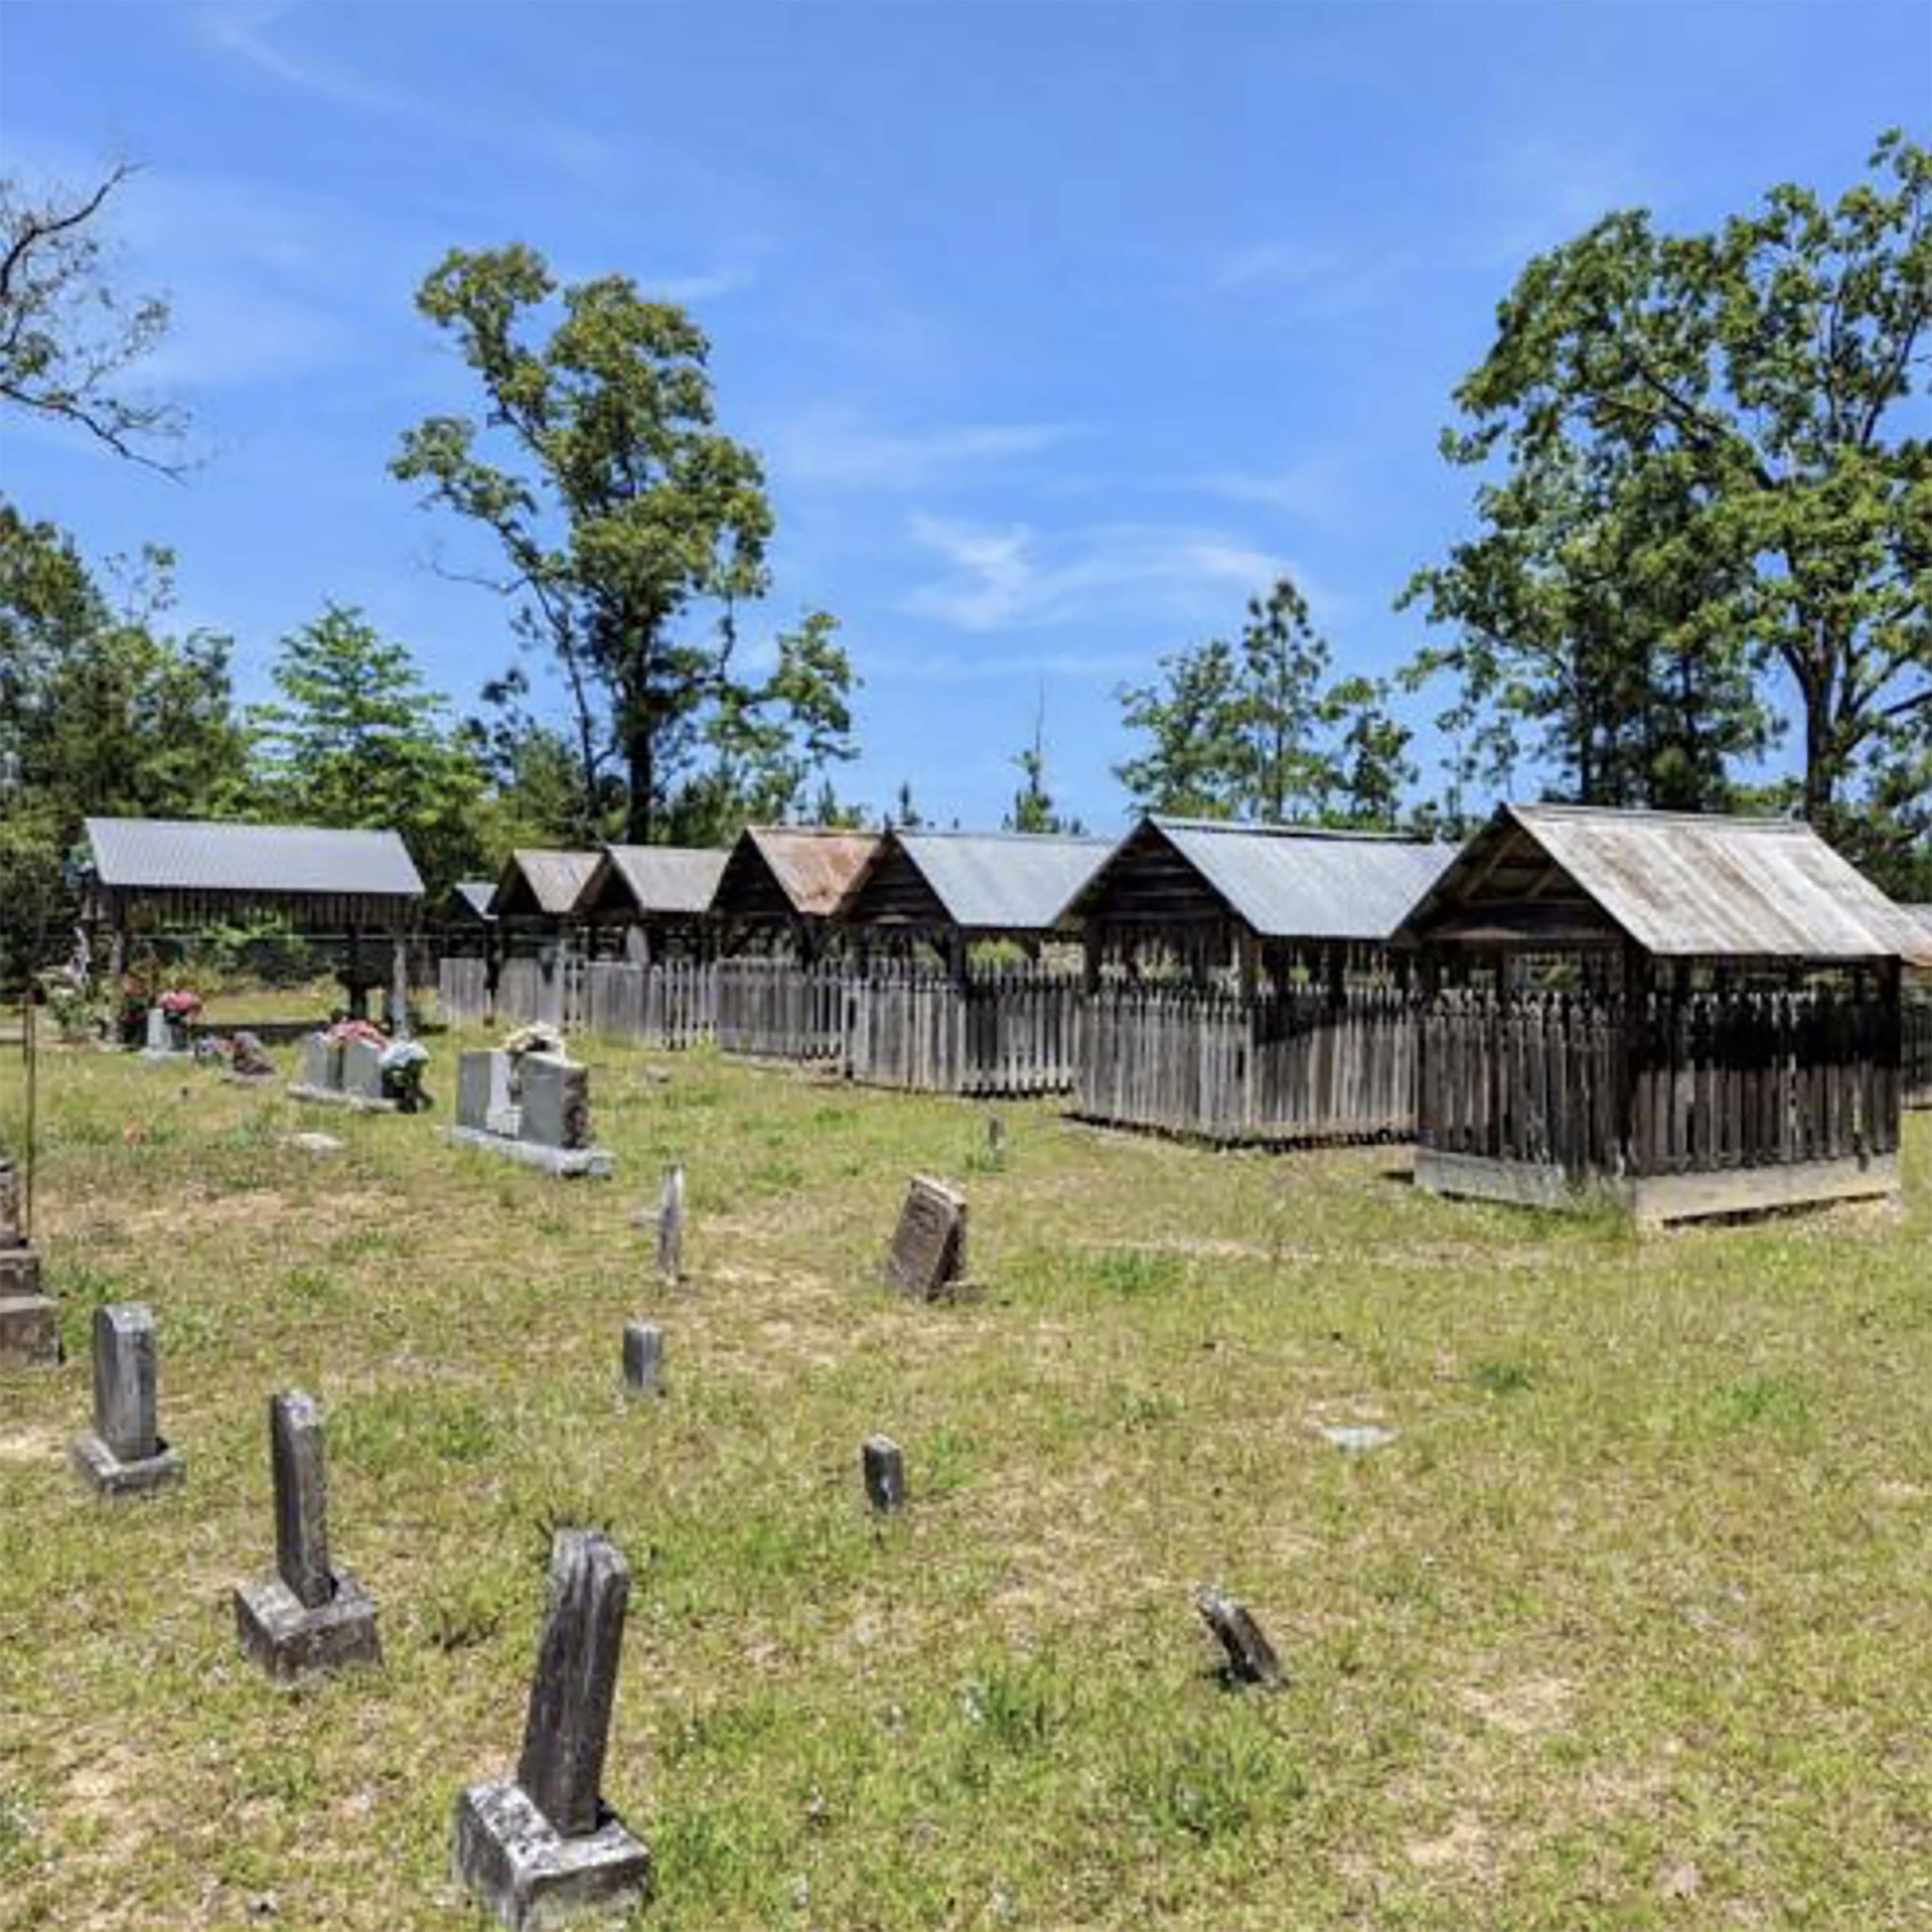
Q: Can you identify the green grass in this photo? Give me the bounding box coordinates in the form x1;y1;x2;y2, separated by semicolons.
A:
2;1030;1930;1928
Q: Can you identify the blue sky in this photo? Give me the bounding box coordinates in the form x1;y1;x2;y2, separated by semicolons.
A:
4;1;1926;833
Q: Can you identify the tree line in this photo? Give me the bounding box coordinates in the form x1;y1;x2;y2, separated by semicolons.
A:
2;130;1926;985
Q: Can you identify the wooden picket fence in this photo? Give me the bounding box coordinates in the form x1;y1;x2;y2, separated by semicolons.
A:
713;959;848;1062
846;965;1084;1096
436;956;716;1051
1907;997;1932;1109
1419;985;1903;1178
1074;983;1421;1145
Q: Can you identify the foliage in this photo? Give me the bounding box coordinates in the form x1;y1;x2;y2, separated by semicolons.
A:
0;505;250;980
0;160;187;469
1117;575;1414;826
392;244;854;841
1005;704;1084;835
249;603;494;898
1408;130;1931;889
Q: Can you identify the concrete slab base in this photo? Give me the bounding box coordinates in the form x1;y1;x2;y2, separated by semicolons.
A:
285;1084;398;1113
452;1778;651;1930
440;1126;614;1179
68;1428;184;1498
233;1567;381;1681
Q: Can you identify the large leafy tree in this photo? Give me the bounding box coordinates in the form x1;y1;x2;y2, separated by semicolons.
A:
1117;575;1413;826
0;506;247;976
1410;130;1930;886
0;163;186;472
249;604;493;897
392;244;852;842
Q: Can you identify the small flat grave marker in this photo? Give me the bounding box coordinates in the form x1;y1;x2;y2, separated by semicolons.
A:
68;1303;184;1497
621;1321;663;1398
452;1530;652;1928
1321;1423;1397;1453
1193;1585;1282;1690
862;1436;906;1513
884;1175;970;1301
233;1389;380;1680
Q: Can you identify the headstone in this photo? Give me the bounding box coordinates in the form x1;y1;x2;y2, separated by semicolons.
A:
142;1007;183;1059
68;1302;184;1496
862;1435;905;1513
0;1162;54;1366
621;1321;663;1398
300;1032;341;1094
456;1050;508;1133
654;1166;684;1284
1193;1585;1282;1690
519;1055;591;1150
452;1531;652;1927
231;1031;275;1080
341;1037;387;1106
988;1115;1007;1162
233;1389;379;1679
884;1175;969;1300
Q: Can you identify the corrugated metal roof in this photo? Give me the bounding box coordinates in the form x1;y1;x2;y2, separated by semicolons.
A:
852;830;1113;932
1400;805;1932;964
1110;816;1458;941
84;816;423;898
740;827;882;917
491;849;601;918
580;845;726;918
451;880;497;922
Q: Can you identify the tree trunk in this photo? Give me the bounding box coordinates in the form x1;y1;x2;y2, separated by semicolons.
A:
625;722;654;844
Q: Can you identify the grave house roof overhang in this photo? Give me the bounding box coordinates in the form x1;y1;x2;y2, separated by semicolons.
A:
837;829;1114;937
82;816;423;928
1389;803;1932;968
712;826;883;923
1060;815;1459;943
489;849;601;919
448;880;497;923
573;845;729;923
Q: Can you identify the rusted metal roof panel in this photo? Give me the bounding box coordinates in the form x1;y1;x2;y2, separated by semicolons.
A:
848;831;1112;933
580;845;726;919
491;849;601;918
1397;805;1932;965
739;827;882;918
83;816;423;898
1095;817;1457;941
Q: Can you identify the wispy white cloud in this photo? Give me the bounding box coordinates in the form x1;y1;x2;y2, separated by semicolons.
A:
770;409;1079;491
196;2;424;117
1195;237;1415;319
902;513;1286;633
1472;130;1657;266
647;263;762;305
1191;452;1360;527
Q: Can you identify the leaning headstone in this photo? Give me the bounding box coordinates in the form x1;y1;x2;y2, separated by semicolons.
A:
340;1037;389;1108
452;1530;652;1928
861;1435;906;1513
654;1166;684;1284
233;1389;380;1680
1193;1585;1282;1690
621;1321;663;1398
0;1158;57;1368
229;1030;276;1081
68;1303;184;1496
883;1175;971;1300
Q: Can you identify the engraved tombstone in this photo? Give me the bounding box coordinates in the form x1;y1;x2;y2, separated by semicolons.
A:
69;1302;184;1496
884;1175;970;1299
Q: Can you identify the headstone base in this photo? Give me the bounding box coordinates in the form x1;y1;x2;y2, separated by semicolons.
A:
0;1281;60;1368
440;1125;614;1179
68;1427;184;1498
285;1084;398;1114
233;1567;381;1681
452;1778;651;1930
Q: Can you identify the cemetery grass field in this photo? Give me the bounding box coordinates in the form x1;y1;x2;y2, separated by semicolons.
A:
3;1022;1930;1931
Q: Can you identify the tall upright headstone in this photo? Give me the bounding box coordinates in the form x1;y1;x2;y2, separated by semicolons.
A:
519;1055;591;1150
621;1321;664;1399
233;1389;379;1679
654;1166;685;1284
862;1435;906;1513
68;1303;184;1496
340;1037;388;1108
452;1531;652;1927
